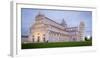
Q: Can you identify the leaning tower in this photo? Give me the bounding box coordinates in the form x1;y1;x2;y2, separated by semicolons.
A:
79;21;85;41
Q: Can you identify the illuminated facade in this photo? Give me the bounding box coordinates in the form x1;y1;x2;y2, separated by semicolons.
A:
28;12;85;42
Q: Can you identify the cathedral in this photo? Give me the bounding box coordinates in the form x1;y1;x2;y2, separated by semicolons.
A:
28;12;85;43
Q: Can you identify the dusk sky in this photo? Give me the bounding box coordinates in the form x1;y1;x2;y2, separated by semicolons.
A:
21;8;92;37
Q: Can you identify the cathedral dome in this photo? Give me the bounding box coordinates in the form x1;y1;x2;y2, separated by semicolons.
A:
61;19;67;28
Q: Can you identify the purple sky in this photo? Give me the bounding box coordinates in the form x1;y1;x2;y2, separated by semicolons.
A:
21;8;92;37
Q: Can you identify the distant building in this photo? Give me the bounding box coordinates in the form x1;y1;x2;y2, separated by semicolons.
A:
28;12;85;43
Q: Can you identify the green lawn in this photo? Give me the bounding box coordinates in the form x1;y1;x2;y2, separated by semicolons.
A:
21;41;92;49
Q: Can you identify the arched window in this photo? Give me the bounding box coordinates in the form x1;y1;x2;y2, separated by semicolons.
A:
43;37;45;42
37;36;40;42
43;34;45;42
37;33;40;35
32;35;34;42
43;34;45;36
73;38;76;41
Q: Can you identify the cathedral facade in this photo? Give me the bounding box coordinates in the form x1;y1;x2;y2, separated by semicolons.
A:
28;12;85;43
